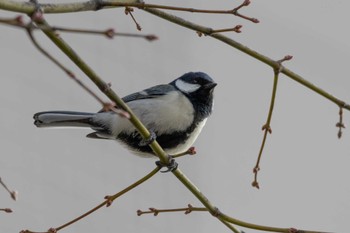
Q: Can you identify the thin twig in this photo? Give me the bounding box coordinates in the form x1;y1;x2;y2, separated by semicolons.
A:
0;208;13;213
100;1;259;23
0;177;18;201
0;0;258;25
1;2;349;109
172;147;196;158
137;204;207;216
252;55;292;189
21;167;160;233
51;26;157;41
199;25;243;36
26;18;129;117
231;0;259;23
124;7;142;30
0;16;157;41
219;219;244;233
136;203;242;233
218;212;331;233
252;68;279;189
143;8;350;112
336;107;345;138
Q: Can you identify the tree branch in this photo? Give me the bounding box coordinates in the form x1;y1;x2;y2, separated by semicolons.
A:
143;8;350;111
21;167;160;233
1;1;348;109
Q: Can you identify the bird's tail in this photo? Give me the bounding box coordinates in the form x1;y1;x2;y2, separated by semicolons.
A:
33;111;95;128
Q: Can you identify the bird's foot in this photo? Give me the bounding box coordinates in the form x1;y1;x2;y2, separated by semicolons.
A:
139;131;157;147
156;156;178;173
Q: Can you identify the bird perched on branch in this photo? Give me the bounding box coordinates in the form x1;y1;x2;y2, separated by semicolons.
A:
33;72;216;169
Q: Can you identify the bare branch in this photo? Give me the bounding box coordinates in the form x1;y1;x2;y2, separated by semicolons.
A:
0;0;259;24
0;208;13;213
0;16;157;41
172;147;197;158
21;167;160;233
336;107;346;138
24;16;130;118
0;177;18;201
252;55;293;189
143;8;350;112
137;204;207;216
124;7;142;30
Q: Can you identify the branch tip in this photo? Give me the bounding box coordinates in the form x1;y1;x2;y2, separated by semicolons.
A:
251;180;260;189
277;55;293;64
125;7;142;31
0;177;17;201
11;190;18;201
187;147;197;155
172;146;197;158
232;0;259;23
0;208;13;213
136;209;143;216
233;0;251;12
145;34;158;41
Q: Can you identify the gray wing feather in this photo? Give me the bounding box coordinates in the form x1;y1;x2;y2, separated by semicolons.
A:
122;84;176;103
97;84;176;113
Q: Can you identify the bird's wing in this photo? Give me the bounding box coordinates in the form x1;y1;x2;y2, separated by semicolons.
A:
97;84;176;113
122;84;176;103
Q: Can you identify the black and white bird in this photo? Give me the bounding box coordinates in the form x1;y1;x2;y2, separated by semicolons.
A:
33;72;217;158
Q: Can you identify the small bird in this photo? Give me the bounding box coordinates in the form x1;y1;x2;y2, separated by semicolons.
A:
34;72;216;160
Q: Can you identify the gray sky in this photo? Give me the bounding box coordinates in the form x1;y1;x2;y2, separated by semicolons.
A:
1;1;349;233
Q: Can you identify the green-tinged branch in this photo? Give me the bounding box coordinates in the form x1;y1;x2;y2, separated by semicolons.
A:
144;8;350;111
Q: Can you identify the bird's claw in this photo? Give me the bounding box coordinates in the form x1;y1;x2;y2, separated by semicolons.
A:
139;131;157;147
156;156;178;173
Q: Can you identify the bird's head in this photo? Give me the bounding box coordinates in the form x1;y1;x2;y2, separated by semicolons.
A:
171;72;217;117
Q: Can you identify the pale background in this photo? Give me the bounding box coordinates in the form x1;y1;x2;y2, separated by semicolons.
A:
1;1;349;233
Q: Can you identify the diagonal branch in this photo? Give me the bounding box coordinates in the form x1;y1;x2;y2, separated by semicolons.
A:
0;1;349;110
218;212;331;233
143;8;350;111
0;0;258;23
21;167;160;233
0;177;18;201
25;21;129;116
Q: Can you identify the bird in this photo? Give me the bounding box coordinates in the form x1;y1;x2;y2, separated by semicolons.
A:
33;72;217;161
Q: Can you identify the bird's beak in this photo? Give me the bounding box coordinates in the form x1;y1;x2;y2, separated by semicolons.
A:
204;82;217;90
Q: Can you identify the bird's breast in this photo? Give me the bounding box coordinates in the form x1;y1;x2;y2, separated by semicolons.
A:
128;91;195;134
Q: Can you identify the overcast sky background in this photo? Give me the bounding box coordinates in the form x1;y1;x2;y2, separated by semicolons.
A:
1;1;350;233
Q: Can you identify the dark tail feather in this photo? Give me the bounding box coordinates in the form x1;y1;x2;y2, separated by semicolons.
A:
33;111;95;128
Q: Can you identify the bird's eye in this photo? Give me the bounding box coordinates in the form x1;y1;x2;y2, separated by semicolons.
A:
192;78;201;84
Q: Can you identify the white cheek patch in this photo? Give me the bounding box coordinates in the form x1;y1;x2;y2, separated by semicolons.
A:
175;79;200;93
